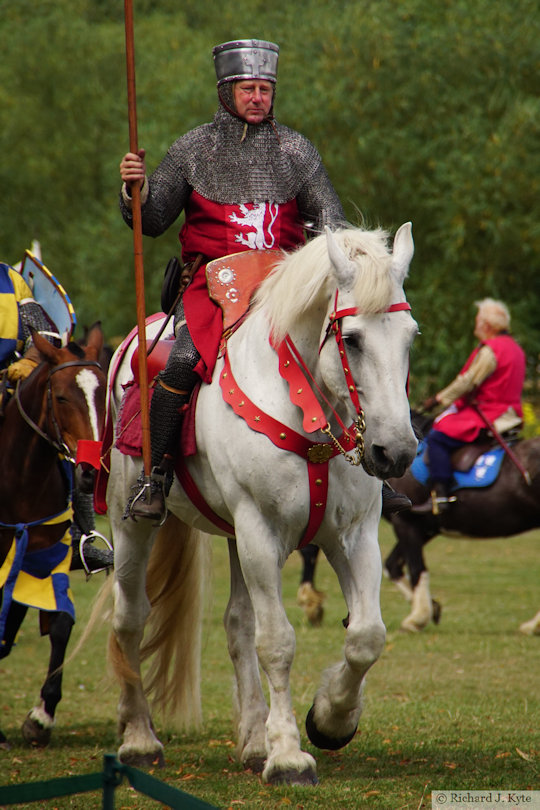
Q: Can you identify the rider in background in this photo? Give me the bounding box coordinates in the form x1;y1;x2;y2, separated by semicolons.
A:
420;298;526;513
0;261;54;380
0;260;111;573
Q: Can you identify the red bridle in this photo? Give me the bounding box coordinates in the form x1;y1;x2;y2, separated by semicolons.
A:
321;293;412;416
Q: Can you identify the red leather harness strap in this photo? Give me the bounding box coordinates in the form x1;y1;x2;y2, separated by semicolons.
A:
273;335;329;434
219;350;356;548
175;457;235;535
173;296;412;546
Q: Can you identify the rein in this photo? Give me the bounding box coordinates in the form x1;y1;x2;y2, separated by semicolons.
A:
14;359;102;463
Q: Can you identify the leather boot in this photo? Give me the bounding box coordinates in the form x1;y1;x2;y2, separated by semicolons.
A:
382;482;412;515
128;454;174;523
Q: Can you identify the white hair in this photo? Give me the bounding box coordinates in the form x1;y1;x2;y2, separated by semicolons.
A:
475;298;511;332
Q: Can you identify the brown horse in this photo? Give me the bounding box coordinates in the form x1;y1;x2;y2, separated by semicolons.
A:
0;324;106;749
383;411;540;632
298;411;540;634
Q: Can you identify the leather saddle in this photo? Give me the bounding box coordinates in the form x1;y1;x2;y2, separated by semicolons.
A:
449;427;522;472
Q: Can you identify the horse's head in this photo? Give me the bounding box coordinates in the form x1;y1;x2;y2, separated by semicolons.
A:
30;324;107;491
318;224;419;479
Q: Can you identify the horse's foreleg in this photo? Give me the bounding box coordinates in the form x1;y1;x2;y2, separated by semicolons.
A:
307;530;385;751
0;600;28;659
22;610;74;747
235;528;317;786
225;538;268;773
112;531;163;768
0;601;29;750
385;521;440;631
108;455;164;768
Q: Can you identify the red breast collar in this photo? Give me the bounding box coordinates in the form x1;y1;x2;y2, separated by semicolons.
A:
219;349;357;547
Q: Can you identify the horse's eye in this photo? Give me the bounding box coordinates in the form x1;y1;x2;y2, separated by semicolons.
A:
343;333;362;351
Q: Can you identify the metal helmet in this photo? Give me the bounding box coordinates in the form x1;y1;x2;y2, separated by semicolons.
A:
213;39;279;86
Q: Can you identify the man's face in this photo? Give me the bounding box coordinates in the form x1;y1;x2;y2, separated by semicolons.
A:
233;80;274;124
474;312;488;341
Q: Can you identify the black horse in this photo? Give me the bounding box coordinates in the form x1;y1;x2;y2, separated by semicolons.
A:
298;410;540;634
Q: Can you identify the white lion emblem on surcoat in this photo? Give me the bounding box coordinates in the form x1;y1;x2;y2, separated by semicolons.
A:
229;203;279;249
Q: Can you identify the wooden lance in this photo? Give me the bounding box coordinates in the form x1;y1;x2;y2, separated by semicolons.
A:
123;0;152;476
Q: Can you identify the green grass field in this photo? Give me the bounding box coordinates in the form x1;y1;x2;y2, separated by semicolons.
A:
0;521;538;809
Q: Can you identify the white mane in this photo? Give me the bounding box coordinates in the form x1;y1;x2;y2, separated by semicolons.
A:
252;226;396;343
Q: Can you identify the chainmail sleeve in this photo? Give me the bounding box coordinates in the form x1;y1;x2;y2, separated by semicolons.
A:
119;142;193;238
18;300;58;350
296;162;347;232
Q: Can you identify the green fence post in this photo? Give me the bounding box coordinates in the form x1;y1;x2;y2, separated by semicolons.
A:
102;753;124;810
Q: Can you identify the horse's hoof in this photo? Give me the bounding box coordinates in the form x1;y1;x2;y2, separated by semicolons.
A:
267;768;318;786
400;615;426;633
243;755;266;774
21;713;52;747
297;583;326;627
0;731;11;751
119;749;165;769
519;619;540;636
305;705;356;750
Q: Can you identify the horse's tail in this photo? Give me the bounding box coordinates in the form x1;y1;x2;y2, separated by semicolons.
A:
139;514;212;730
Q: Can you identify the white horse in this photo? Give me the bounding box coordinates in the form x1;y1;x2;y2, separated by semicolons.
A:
106;224;419;785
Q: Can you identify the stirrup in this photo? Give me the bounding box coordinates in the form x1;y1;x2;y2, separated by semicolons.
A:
127;468;169;526
78;532;114;577
431;492;457;516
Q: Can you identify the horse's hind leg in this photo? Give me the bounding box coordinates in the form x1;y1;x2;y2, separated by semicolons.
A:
306;526;386;751
297;545;325;626
22;610;74;747
225;538;268;773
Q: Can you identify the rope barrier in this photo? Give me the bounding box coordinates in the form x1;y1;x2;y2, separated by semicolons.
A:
0;753;218;809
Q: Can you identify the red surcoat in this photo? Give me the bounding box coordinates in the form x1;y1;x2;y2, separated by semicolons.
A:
180;191;305;382
433;334;526;441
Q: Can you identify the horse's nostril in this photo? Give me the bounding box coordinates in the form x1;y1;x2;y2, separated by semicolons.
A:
371;445;390;469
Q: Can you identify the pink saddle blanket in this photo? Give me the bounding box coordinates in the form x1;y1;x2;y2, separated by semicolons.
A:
115;380;199;459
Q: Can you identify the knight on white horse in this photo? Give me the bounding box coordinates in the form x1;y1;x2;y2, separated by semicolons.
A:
106;222;418;785
118;37;411;522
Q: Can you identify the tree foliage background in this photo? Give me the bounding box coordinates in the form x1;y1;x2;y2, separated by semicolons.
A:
1;0;539;399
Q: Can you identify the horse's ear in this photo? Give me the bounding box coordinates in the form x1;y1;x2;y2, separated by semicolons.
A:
83;322;104;356
391;222;414;282
32;329;59;363
325;226;356;293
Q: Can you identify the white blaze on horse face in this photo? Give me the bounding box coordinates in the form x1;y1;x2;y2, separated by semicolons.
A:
76;368;101;439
